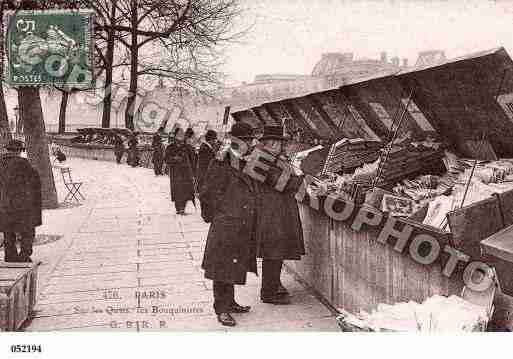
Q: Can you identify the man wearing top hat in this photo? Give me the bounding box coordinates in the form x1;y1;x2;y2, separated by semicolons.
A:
0;140;42;262
255;125;305;305
199;122;259;327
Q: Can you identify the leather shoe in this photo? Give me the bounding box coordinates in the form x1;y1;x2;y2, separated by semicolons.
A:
229;303;251;313
277;283;289;296
217;312;236;326
261;295;291;305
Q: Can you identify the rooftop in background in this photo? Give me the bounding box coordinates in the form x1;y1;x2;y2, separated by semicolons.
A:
253;74;314;84
311;51;408;78
415;50;447;68
400;47;504;75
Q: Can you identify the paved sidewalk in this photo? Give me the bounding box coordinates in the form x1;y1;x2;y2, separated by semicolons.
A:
21;158;337;331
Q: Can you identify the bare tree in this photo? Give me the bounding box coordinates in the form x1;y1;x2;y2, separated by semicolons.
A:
51;0;130;133
99;0;118;128
95;0;246;130
53;32;120;134
17;87;58;208
82;0;131;128
140;0;245;94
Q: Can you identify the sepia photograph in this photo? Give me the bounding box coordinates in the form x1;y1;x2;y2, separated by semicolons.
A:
1;0;513;355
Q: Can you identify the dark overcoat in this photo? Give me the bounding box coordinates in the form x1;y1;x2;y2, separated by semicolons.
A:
200;154;259;285
164;143;196;204
196;142;216;190
0;154;42;232
113;137;125;157
127;138;140;167
255;153;305;260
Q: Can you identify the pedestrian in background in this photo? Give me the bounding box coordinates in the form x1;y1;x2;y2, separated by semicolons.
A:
196;129;218;190
113;135;125;164
185;127;198;162
0;140;42;263
151;127;165;176
127;133;140;167
200;122;258;327
164;128;196;215
256;125;305;305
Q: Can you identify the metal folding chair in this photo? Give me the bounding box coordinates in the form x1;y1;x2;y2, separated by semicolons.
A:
60;167;85;203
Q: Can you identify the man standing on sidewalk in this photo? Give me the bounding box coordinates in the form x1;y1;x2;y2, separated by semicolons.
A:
0;140;42;262
196;129;218;190
200;122;257;327
165;128;197;215
113;135;125;164
256;126;305;305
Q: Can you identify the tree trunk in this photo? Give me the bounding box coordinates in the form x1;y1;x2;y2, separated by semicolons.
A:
124;0;138;130
0;2;11;153
0;88;11;153
58;91;69;134
101;0;117;128
19;87;58;209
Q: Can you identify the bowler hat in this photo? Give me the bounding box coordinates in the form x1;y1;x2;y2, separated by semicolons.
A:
185;127;195;139
5;139;25;152
174;127;184;137
260;125;287;141
205;130;217;142
229;122;255;139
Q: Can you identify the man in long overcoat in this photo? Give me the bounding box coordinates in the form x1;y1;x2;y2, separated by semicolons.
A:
127;133;140;167
196;129;218;190
0;140;42;262
200;122;258;327
255;126;305;305
113;135;125;164
164;128;197;215
151;127;165;176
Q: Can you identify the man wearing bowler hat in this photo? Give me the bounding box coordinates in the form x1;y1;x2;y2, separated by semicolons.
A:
256;125;305;305
200;122;258;327
0;140;42;262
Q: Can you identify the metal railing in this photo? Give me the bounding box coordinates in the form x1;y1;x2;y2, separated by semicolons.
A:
45;123;113;134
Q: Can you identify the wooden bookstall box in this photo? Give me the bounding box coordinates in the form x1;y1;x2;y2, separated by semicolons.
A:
0;262;41;331
289;203;462;315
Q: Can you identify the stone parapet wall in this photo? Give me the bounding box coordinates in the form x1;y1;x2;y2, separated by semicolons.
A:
57;142;154;169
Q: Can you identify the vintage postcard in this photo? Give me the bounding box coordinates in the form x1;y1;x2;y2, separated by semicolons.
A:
1;1;513;356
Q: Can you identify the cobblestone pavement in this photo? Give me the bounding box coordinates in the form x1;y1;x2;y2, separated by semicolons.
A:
22;158;337;331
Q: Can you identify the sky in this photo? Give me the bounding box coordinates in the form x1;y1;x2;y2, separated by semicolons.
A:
223;0;513;84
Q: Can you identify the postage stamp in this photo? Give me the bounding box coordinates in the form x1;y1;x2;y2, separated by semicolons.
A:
4;9;94;88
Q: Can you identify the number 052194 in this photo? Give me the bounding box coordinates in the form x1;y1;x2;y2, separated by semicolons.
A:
10;345;42;353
